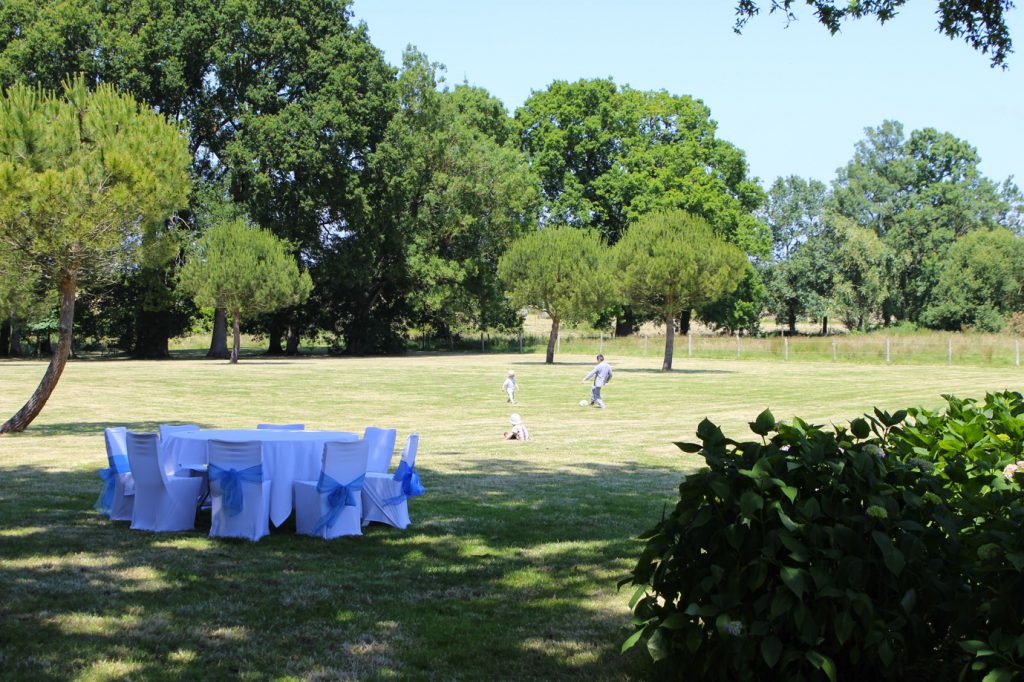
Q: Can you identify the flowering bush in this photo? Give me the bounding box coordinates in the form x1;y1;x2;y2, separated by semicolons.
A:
622;392;1024;681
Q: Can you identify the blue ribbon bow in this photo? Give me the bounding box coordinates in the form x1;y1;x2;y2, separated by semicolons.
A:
95;467;116;514
383;460;425;506
208;463;263;517
312;472;365;535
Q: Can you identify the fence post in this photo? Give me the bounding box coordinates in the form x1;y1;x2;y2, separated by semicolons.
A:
948;337;953;365
886;336;891;364
831;338;836;362
688;331;692;358
736;331;741;358
784;334;789;361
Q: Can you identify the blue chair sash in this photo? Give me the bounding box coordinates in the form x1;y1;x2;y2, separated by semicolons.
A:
110;454;130;475
384;460;425;506
95;467;116;514
313;472;365;535
208;463;263;517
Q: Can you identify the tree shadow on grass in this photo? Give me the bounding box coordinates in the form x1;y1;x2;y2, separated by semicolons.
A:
5;421;217;438
509;359;735;375
0;459;668;681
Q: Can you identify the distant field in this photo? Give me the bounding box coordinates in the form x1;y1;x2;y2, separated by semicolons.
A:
0;350;1018;679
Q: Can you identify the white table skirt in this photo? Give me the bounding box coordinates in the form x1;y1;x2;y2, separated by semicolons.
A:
162;429;359;527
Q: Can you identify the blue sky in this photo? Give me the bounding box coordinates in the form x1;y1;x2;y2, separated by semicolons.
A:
350;1;1023;189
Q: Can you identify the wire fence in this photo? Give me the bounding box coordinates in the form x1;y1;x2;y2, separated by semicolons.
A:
411;329;1024;368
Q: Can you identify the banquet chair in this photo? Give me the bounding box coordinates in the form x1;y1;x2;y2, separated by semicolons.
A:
126;432;202;532
256;423;305;430
207;440;271;542
361;433;423;530
95;427;134;521
294;439;369;539
363;427;397;473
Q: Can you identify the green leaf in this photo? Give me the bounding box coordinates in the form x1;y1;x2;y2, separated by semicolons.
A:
900;588;917;613
761;636;783;668
750;408;776;436
740;490;764;517
627;584;647;609
674;441;702;453
647;627;669;661
661;613;689;630
834;611;854;645
780;485;798;503
621;625;647;653
982;668;1016;682
871;530;905;576
806;651;837;682
850;418;870;439
780;566;805;598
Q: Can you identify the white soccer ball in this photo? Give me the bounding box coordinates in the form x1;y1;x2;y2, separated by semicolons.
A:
579;399;589;407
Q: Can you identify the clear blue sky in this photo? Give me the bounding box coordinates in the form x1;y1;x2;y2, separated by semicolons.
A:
350;0;1022;188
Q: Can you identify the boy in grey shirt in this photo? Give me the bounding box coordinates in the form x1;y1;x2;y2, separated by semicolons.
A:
582;354;613;408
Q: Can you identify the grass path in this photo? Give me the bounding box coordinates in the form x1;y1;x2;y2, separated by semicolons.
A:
0;352;1018;679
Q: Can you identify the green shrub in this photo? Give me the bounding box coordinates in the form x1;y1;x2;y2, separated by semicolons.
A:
622;394;1024;681
888;392;1024;680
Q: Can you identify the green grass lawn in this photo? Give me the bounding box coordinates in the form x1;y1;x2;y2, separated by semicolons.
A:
0;351;1019;680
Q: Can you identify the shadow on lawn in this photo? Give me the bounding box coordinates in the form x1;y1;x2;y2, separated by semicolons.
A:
0;461;667;681
5;421;217;438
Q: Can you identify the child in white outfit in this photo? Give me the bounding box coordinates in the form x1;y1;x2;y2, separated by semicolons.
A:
504;413;529;441
502;370;517;404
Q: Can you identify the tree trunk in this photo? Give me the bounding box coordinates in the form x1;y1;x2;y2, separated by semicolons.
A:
1;275;76;433
663;311;675;371
821;316;828;335
207;307;230;359
679;309;692;335
230;308;241;364
266;323;285;355
0;319;10;357
614;307;636;337
285;326;300;355
545;317;560;364
9;322;21;356
788;306;797;334
132;308;171;358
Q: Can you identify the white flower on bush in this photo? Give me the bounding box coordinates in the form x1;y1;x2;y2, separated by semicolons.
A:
1003;460;1024;483
723;620;743;637
862;444;885;459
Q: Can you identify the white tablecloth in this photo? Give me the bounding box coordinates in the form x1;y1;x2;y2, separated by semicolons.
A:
162;429;358;527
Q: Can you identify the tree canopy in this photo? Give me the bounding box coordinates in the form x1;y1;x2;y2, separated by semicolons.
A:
614;210;748;370
178;218;312;363
498;226;609;364
0;77;191;432
732;0;1015;67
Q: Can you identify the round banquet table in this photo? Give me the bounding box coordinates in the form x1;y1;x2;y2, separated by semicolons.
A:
162;429;359;527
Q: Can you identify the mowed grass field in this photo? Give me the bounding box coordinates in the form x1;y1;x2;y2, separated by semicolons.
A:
0;351;1019;680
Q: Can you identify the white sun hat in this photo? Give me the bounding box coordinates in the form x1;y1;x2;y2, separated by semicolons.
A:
508;370;515;376
509;413;522;424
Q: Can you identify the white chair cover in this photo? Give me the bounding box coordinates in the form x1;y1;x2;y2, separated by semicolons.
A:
207;440;271;541
361;433;421;529
257;423;305;430
295;439;369;539
103;427;135;521
126;432;202;532
363;426;397;473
